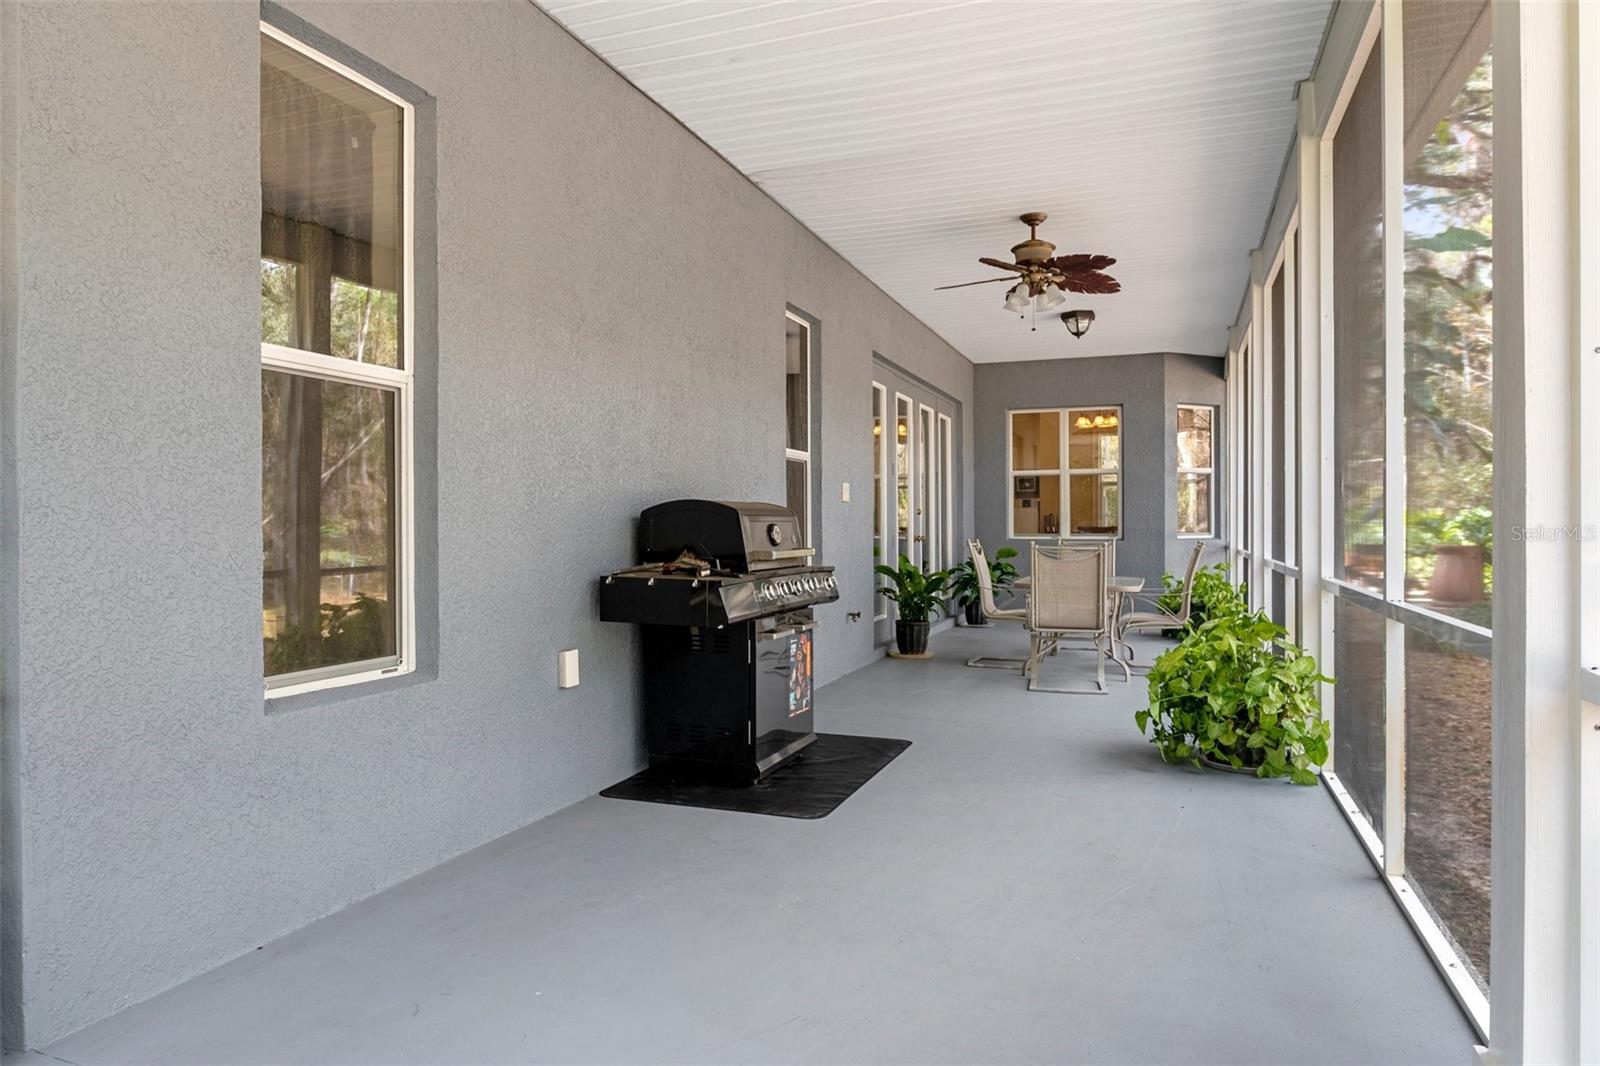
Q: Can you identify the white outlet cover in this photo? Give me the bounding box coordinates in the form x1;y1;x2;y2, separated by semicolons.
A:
557;648;580;688
841;481;851;502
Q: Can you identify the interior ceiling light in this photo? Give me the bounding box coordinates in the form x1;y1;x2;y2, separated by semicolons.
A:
1075;415;1092;430
1061;309;1096;339
935;213;1119;332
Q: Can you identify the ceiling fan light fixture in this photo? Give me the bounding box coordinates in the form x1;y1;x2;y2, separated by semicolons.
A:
1004;283;1031;314
1035;282;1066;313
1061;309;1096;339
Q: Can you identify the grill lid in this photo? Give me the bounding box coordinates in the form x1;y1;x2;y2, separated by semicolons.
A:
636;499;811;572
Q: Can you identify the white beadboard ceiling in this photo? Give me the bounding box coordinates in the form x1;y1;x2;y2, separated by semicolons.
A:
539;0;1331;363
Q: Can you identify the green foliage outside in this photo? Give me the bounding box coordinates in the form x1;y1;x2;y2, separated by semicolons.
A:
1402;53;1494;591
1155;561;1244;633
947;546;1018;608
267;594;389;676
1137;593;1332;785
873;555;949;624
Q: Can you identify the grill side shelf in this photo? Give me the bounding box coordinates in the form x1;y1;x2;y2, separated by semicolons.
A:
598;574;724;628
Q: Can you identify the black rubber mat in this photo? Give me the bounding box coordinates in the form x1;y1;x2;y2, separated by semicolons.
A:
599;734;912;819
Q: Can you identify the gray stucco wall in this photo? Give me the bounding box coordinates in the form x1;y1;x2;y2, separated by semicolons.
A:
973;353;1228;591
0;0;974;1046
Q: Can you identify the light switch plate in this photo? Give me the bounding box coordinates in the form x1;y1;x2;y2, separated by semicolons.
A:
557;648;580;688
841;481;851;502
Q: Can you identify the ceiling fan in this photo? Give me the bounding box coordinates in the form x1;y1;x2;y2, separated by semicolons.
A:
936;212;1119;335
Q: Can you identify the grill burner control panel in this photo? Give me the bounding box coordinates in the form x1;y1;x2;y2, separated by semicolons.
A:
753;572;837;609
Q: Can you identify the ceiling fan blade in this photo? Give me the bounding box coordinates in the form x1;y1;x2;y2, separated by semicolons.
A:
1057;271;1122;295
935;277;1017;290
977;257;1029;273
1046;253;1118;273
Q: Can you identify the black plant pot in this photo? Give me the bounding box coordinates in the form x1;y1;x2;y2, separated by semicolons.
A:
895;619;931;656
963;601;988;627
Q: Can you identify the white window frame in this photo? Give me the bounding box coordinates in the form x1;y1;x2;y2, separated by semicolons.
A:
894;391;914;572
1176;403;1216;538
918;403;937;567
872;381;889;622
261;23;417;700
939;411;955;569
784;310;813;548
1005;406;1124;540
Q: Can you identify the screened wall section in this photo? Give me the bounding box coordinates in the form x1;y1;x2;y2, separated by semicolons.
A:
1226;0;1499;1037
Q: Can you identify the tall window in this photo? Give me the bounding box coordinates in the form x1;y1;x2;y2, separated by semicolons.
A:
1176;405;1214;537
260;27;414;694
1400;0;1494;989
872;382;887;619
1330;37;1388;829
1008;407;1122;538
785;314;812;546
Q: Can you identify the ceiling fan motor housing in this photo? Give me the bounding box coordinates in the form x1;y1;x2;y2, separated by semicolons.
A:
1010;237;1057;264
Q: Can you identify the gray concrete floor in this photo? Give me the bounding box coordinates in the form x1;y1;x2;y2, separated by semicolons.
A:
14;626;1475;1065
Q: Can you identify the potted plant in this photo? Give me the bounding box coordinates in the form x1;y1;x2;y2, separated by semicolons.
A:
947;546;1019;626
1135;599;1332;784
1429;505;1492;605
874;554;949;656
1155;561;1241;636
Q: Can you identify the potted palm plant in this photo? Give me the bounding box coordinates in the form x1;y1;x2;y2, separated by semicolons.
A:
947;546;1019;626
874;554;949;656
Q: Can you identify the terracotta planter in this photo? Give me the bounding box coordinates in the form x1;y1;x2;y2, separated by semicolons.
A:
1429;544;1486;604
1344;544;1384;581
895;619;930;656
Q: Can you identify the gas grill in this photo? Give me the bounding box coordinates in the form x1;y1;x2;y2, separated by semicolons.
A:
600;500;839;781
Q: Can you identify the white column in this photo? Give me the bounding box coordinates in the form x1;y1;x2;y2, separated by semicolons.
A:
1294;79;1331;737
1249;249;1267;611
1379;0;1407;879
1485;0;1585;1061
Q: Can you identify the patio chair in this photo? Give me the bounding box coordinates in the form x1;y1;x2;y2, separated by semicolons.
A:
1025;541;1110;694
1115;541;1204;670
965;538;1029;670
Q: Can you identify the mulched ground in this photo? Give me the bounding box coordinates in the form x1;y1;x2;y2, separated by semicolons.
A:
1333;606;1491;987
1403;639;1492;985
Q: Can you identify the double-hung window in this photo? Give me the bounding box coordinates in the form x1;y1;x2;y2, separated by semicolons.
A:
1007;407;1122;538
1176;404;1215;537
785;313;812;546
260;26;415;696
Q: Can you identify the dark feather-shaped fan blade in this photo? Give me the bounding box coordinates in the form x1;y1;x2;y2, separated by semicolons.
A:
1056;271;1122;295
977;257;1029;273
1045;253;1117;273
935;277;1016;290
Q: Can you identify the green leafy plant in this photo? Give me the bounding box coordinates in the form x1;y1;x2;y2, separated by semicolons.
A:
267;594;389;675
1156;562;1244;632
873;554;949;623
1135;603;1333;785
947;546;1019;608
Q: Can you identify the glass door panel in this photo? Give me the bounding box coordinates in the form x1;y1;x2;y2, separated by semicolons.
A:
917;404;935;568
895;394;912;571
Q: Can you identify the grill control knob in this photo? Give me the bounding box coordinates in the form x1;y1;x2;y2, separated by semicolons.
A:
767;523;785;547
